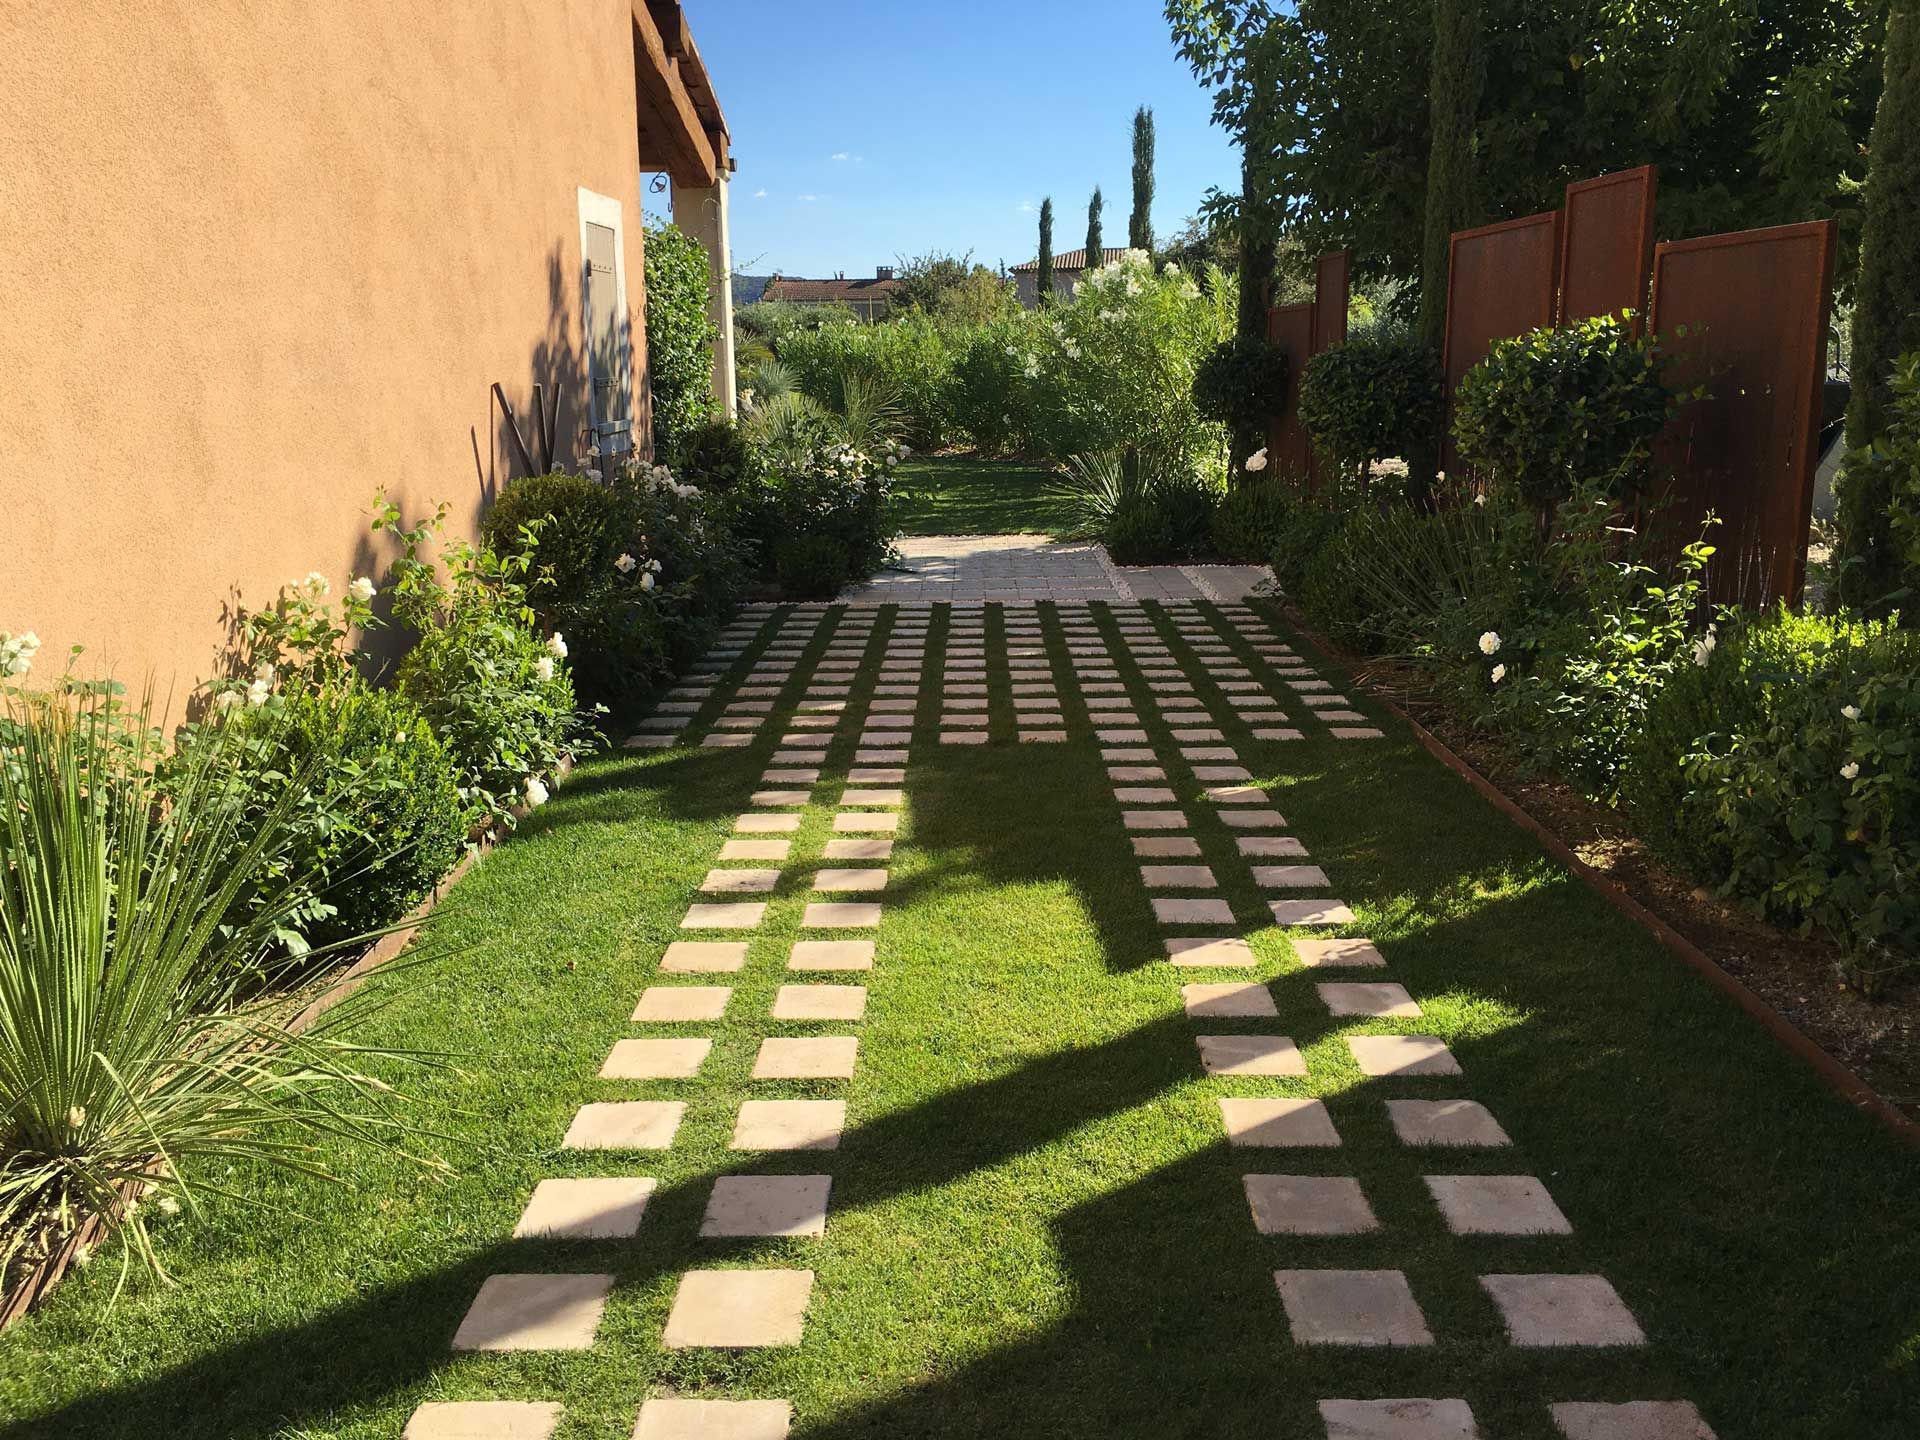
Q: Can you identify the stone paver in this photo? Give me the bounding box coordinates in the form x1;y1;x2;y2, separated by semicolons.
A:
513;1177;656;1240
1166;936;1256;967
1196;1034;1306;1076
1319;982;1422;1018
731;1099;846;1150
563;1101;685;1151
1182;982;1277;1017
661;1269;814;1348
1244;1175;1379;1236
1318;1399;1479;1439
452;1273;613;1351
660;941;748;974
1220;1098;1342;1147
1294;938;1387;969
635;1400;793;1440
681;902;767;930
1425;1175;1572;1235
789;939;875;971
1348;1036;1462;1077
600;1037;712;1080
1274;1269;1432;1346
773;984;868;1021
1548;1402;1716;1439
753;1036;859;1079
633;986;731;1022
404;1402;563;1439
1153;898;1235;925
802;902;883;928
1481;1273;1645;1346
1386;1099;1511;1147
1271;899;1359;926
702;1175;833;1238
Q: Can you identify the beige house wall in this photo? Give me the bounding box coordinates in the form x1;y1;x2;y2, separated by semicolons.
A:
0;0;652;695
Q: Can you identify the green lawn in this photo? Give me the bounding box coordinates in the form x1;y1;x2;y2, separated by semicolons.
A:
2;602;1917;1438
894;455;1075;535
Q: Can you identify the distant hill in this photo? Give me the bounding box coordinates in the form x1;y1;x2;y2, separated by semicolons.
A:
732;274;772;307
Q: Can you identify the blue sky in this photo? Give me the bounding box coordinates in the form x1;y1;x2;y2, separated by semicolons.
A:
644;0;1240;279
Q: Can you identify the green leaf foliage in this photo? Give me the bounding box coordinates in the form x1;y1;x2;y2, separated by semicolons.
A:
643;221;718;459
1297;325;1444;482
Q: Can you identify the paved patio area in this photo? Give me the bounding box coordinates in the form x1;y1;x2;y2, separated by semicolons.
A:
842;534;1273;604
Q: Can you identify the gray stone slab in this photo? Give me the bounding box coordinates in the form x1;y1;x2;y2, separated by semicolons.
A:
1481;1273;1645;1347
1294;938;1387;969
1386;1099;1512;1147
1425;1175;1572;1235
1153;898;1235;925
1274;1269;1432;1346
701;1175;832;1238
1347;1036;1461;1077
451;1273;612;1351
1318;1398;1479;1439
1270;899;1358;925
1548;1402;1716;1440
1319;982;1421;1018
1197;1034;1306;1076
1182;982;1277;1017
563;1101;685;1151
752;1036;859;1080
600;1038;711;1080
660;942;748;974
661;1269;814;1349
1245;1175;1379;1236
633;986;731;1022
513;1177;655;1240
1220;1098;1341;1147
773;984;867;1021
404;1402;563;1439
730;1099;846;1150
1165;936;1256;967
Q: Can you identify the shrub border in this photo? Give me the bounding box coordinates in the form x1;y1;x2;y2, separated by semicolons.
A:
1268;598;1920;1147
0;757;571;1329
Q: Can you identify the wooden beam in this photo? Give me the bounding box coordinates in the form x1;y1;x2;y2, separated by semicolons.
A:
631;2;715;186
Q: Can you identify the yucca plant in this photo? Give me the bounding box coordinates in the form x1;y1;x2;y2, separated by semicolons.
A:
1049;448;1151;539
833;372;903;455
0;683;433;1290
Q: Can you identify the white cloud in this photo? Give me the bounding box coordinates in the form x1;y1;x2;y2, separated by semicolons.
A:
798;193;819;202
831;151;864;164
831;151;849;161
1016;200;1036;214
752;187;767;197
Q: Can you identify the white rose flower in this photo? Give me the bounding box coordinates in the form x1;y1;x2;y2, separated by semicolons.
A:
1840;761;1860;781
615;552;638;573
641;571;656;592
546;633;568;659
246;678;272;707
646;558;662;573
1244;448;1269;473
303;571;330;597
534;656;555;682
524;776;549;807
1842;704;1861;721
1491;663;1507;684
1478;631;1502;656
348;576;376;602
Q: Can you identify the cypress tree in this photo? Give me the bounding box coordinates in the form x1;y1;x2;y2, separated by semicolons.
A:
1085;187;1104;273
1130;106;1155;250
1037;197;1055;308
1837;0;1920;615
1417;0;1485;357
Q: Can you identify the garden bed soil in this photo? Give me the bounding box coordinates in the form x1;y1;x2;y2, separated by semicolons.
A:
1348;652;1920;1124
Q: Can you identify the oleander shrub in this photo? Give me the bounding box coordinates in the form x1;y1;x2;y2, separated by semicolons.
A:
1297;324;1444;482
1452;313;1676;510
780;315;953;449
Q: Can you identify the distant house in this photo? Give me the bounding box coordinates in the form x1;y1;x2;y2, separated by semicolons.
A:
761;267;902;322
1009;247;1131;309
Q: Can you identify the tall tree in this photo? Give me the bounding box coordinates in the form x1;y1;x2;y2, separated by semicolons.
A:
1417;0;1484;356
1037;197;1056;308
1130;106;1156;249
1837;0;1920;615
1086;186;1105;268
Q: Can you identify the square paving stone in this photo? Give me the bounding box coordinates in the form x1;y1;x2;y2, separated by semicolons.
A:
1332;727;1386;740
701;1175;833;1239
1319;982;1421;1018
632;986;731;1022
1294;938;1387;969
1271;899;1358;926
802;902;883;928
1253;865;1332;889
1220;1098;1342;1147
1347;1036;1462;1077
1244;1175;1378;1236
842;788;905;806
732;1099;846;1150
513;1178;656;1240
601;1038;712;1079
1274;1269;1432;1346
681;903;767;929
661;1269;814;1349
848;767;906;783
1166;936;1256;967
753;1036;859;1079
824;838;893;862
1548;1401;1716;1440
761;768;820;784
1153;898;1236;925
1480;1274;1645;1347
404;1401;563;1439
750;791;810;807
813;868;888;893
1253;727;1306;741
1182;745;1240;761
789;940;876;972
1425;1175;1571;1235
1109;767;1167;783
1318;1398;1479;1439
1114;786;1178;804
1020;729;1069;743
564;1101;686;1150
1236;835;1308;858
1182;982;1277;1017
834;812;899;832
1135;837;1203;858
1123;810;1188;831
720;839;791;862
660;942;748;974
1141;865;1218;889
773;984;867;1021
1207;786;1268;804
1386;1099;1512;1148
736;814;802;834
452;1273;613;1351
1192;765;1253;782
1224;809;1289;829
701;869;780;895
1197;1034;1306;1076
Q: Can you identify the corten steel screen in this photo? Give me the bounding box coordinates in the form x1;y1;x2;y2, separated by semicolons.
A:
1649;219;1836;607
1442;210;1562;474
1266;301;1315;477
1559;166;1657;326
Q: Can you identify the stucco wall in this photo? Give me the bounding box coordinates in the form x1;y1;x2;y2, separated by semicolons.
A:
0;0;650;693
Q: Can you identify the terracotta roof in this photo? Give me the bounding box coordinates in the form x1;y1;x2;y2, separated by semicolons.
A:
761;275;902;304
1009;246;1131;273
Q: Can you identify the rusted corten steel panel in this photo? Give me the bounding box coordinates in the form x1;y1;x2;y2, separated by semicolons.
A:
1649;219;1836;607
1442;210;1562;474
1266;301;1316;478
1560;165;1658;327
1313;249;1351;352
